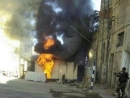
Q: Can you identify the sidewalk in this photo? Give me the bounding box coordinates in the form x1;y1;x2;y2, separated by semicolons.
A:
69;82;117;98
92;84;116;98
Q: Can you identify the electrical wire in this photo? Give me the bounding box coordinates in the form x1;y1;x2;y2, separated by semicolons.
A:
70;25;92;44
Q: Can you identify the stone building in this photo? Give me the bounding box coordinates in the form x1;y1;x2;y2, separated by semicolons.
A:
91;0;130;97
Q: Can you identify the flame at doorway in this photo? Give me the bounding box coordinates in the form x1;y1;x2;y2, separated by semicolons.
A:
37;54;54;79
37;36;55;79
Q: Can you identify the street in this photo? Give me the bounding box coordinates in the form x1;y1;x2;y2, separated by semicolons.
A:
0;75;117;98
0;76;87;98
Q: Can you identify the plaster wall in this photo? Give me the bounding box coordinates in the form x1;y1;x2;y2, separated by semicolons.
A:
35;60;77;80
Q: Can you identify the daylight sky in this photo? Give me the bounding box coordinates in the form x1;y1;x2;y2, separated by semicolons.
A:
92;0;101;11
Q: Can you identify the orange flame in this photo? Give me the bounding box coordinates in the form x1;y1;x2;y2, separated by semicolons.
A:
44;37;55;49
37;37;55;79
37;54;54;79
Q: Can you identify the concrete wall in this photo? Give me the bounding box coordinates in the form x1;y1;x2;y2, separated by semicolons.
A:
90;0;130;97
51;60;60;79
35;60;78;80
66;62;77;80
35;62;43;73
121;51;130;97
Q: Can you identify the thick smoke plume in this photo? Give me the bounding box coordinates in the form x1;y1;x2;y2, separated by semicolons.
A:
0;0;41;40
35;0;97;61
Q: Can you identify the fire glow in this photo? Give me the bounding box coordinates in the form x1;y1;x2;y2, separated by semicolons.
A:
37;37;55;79
37;54;54;79
44;37;55;49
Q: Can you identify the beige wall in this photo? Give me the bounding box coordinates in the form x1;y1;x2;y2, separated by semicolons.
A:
91;1;130;96
35;62;43;73
35;60;77;80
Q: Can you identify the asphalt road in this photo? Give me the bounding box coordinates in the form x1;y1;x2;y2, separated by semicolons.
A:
0;76;86;98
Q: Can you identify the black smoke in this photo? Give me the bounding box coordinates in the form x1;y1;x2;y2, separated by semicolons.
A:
34;0;98;61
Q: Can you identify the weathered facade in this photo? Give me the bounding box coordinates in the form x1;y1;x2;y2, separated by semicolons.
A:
91;0;130;97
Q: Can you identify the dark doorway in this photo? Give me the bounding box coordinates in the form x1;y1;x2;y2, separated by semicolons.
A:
77;64;85;82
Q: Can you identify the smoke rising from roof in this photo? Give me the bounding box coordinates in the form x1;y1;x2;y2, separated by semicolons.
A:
35;0;97;60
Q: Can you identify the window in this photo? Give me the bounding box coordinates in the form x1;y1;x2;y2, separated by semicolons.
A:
117;32;124;47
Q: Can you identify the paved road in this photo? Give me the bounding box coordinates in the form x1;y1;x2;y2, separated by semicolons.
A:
0;75;117;98
0;76;86;98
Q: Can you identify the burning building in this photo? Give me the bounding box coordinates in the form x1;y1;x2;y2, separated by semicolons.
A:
36;36;55;79
34;0;99;80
